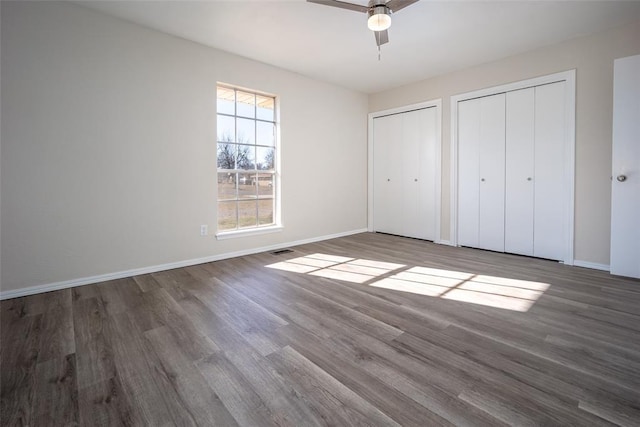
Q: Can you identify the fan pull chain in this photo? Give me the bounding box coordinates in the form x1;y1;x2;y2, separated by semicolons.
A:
378;45;381;61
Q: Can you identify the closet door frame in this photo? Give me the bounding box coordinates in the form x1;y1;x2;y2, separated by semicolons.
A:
450;70;576;265
368;99;443;243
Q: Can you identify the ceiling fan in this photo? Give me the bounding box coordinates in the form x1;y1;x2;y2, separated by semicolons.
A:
307;0;419;48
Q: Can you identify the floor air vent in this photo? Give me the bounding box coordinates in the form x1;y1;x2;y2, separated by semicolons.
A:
271;249;293;255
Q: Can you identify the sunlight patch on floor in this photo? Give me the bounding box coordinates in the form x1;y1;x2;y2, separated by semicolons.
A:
371;266;549;312
265;254;550;312
266;253;404;284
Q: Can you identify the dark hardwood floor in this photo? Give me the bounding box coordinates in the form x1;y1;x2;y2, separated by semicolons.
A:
2;232;640;426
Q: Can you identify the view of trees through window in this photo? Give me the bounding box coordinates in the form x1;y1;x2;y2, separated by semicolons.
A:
217;85;277;231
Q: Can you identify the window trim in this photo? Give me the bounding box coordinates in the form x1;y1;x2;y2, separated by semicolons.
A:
216;224;283;240
215;84;281;237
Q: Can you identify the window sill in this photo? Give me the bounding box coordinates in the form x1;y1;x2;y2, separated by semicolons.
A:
216;225;283;240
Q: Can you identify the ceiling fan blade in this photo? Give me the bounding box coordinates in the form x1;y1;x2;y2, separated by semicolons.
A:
386;0;419;13
306;0;369;13
374;29;389;47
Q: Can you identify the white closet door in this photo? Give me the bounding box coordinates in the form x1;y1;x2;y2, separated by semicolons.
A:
458;99;481;247
611;54;640;278
373;114;403;235
505;88;535;255
400;108;437;240
478;94;506;252
417;107;438;241
401;109;422;238
373;107;438;241
534;82;566;260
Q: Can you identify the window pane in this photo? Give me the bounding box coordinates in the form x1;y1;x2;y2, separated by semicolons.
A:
236;144;255;170
217;115;235;142
238;173;257;199
257;174;274;198
237;118;255;144
256;146;274;170
217;86;277;234
257;121;275;147
218;201;237;231
217;86;235;115
217;143;236;169
258;199;274;225
236;91;255;118
256;95;275;121
218;172;237;200
238;200;257;228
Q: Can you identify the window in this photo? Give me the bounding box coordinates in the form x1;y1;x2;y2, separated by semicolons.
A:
216;85;278;234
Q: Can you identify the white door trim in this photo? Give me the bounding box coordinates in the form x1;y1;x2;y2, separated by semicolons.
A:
368;99;443;243
450;70;576;264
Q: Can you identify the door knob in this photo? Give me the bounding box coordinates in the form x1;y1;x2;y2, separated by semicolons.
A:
481;178;485;182
387;178;390;182
527;177;532;181
414;178;418;182
617;175;627;182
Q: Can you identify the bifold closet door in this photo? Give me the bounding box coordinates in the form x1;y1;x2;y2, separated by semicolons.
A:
505;88;535;255
478;94;506;252
458;94;506;251
402;108;437;240
373;113;403;235
533;81;566;261
458;81;567;260
373;107;437;240
457;99;481;248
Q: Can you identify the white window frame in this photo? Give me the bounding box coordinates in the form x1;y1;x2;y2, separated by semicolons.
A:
215;84;282;239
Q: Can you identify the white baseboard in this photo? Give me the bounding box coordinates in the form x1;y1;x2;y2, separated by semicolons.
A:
573;260;610;272
436;239;454;246
0;228;369;300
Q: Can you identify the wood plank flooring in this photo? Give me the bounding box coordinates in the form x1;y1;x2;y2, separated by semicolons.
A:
2;232;640;426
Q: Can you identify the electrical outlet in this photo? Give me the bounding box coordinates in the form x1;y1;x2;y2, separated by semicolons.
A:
200;225;208;236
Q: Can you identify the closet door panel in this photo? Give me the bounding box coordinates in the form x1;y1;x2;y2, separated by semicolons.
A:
478;94;506;252
373;114;403;235
401;109;422;238
505;88;535;255
457;99;481;247
417;107;438;241
534;82;566;260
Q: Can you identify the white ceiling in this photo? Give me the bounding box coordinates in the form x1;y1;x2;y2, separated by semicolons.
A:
78;0;640;94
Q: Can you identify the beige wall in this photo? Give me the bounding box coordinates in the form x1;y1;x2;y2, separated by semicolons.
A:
370;20;640;266
0;1;368;294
